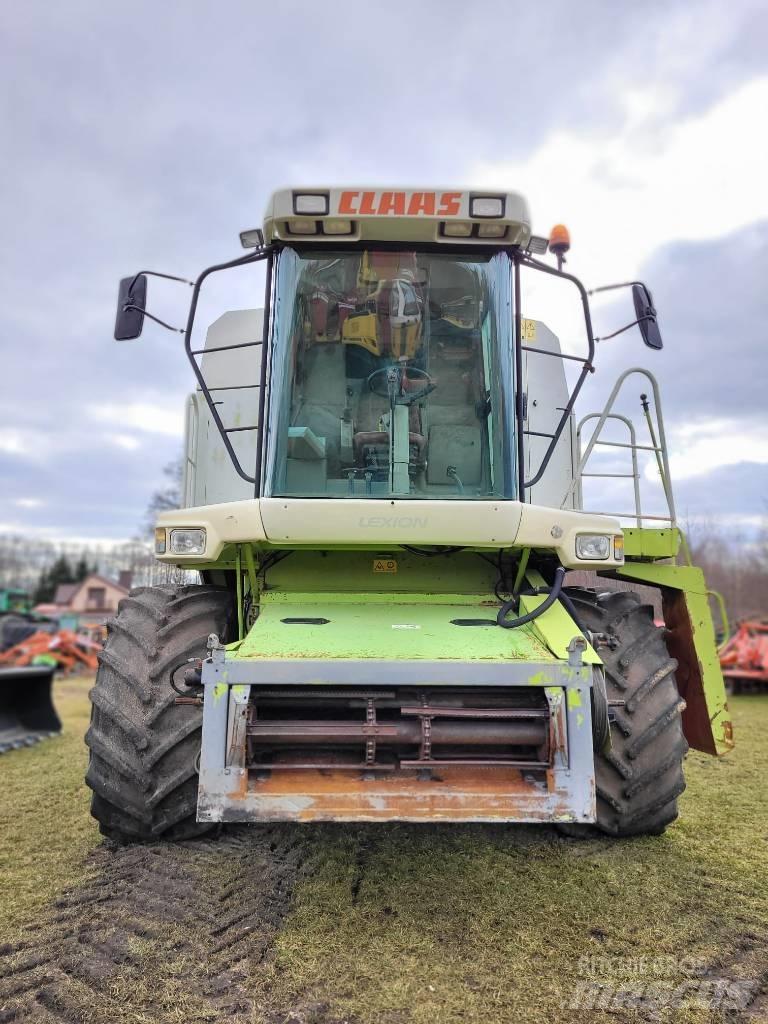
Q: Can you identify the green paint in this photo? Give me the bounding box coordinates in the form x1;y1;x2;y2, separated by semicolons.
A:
260;550;498;597
244;545;259;599
235;548;244;641
511;547;530;597
622;527;681;560
567;689;582;709
212;682;228;703
615;562;732;756
237;599;555;663
708;588;730;647
576;712;585;728
262;590;496;607
521;569;601;665
528;671;554;686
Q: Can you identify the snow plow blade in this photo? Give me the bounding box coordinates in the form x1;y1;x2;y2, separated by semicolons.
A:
0;665;61;753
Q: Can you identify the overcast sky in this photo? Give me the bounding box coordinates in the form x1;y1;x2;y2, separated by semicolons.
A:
1;0;766;543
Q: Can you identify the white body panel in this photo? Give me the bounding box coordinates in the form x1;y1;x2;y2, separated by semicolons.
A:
158;496;621;568
183;312;581;513
183;310;263;508
522;321;580;510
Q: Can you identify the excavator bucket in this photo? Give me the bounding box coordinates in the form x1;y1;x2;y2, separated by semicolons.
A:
0;665;61;754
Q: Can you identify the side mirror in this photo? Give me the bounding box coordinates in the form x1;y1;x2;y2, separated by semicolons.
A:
114;274;147;340
632;283;663;350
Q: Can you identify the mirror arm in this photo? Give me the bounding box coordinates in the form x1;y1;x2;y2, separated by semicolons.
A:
120;304;184;334
587;280;646;296
595;314;655;342
127;270;194;296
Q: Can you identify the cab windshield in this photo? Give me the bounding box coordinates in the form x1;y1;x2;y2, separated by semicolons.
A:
263;247;516;499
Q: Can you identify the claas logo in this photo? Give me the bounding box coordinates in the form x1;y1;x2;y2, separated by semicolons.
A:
338;191;463;217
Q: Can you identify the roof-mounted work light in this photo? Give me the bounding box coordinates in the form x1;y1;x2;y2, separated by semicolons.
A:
470;195;505;218
293;192;329;215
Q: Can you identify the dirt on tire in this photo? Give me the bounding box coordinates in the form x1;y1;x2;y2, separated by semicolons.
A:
0;825;307;1024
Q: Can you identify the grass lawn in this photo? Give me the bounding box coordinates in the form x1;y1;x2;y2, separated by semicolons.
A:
0;675;100;932
269;695;768;1022
0;677;766;1022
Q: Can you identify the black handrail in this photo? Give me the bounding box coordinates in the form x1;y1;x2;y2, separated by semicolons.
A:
183;247;274;486
514;253;596;491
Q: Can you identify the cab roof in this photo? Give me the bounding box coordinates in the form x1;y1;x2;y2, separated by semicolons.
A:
262;187;532;247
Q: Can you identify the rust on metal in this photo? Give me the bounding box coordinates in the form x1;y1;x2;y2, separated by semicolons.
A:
662;589;717;755
226;765;575;822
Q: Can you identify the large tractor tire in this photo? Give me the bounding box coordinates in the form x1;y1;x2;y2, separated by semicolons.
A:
86;585;233;842
564;587;688;837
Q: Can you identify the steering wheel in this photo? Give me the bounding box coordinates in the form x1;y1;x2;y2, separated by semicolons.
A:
366;364;437;405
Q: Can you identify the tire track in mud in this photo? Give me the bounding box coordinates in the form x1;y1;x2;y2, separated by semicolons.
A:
0;825;307;1024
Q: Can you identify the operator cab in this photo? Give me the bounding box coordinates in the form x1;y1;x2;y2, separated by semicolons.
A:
263;247;517;500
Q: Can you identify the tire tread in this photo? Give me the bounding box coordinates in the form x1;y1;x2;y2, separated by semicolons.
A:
85;584;232;842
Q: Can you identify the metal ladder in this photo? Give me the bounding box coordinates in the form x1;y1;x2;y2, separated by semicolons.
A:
561;367;676;527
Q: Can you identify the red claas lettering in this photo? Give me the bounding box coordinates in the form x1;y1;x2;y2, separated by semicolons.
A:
336;190;465;217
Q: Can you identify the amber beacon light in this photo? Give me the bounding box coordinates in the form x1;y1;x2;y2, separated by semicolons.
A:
549;223;571;270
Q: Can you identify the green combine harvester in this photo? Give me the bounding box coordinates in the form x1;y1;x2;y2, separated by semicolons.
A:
88;187;732;841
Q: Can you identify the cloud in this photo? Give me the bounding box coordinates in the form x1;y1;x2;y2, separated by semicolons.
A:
88;403;183;438
473;76;768;331
1;0;766;540
0;431;33;457
105;433;142;452
664;420;768;481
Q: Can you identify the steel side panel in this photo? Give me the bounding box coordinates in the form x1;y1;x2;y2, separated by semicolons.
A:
204;656;567;687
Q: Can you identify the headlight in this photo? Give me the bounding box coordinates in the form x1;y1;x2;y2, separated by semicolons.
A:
575;534;611;560
169;528;206;555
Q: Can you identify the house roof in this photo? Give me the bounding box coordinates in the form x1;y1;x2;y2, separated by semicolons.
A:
52;573;131;608
32;603;64;617
53;583;78;605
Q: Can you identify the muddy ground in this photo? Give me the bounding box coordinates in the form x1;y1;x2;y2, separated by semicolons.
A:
0;826;309;1023
1;680;767;1024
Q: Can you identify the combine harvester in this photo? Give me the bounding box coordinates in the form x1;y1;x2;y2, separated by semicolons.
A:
88;187;733;841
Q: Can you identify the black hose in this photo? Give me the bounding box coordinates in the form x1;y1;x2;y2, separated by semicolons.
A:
402;545;465;557
497;566;566;629
558;588;590;638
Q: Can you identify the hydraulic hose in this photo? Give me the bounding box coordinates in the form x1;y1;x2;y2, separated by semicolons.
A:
496;566;566;629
